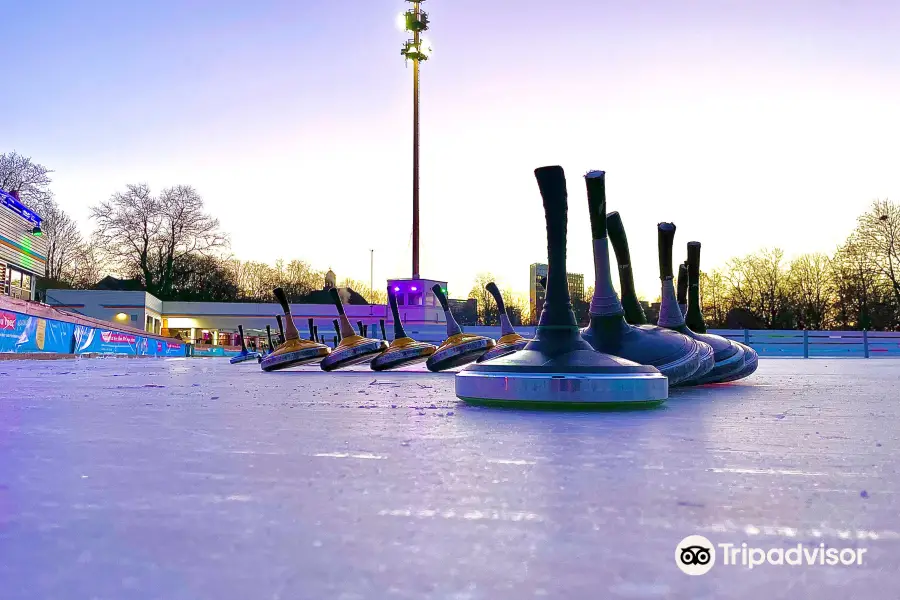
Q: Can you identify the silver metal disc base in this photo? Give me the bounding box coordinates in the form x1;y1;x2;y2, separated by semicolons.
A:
456;369;667;406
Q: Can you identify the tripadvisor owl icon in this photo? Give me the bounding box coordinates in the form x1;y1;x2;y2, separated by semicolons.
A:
676;535;716;575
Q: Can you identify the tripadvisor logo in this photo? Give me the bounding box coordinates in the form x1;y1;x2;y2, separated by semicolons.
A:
676;535;716;575
675;536;868;574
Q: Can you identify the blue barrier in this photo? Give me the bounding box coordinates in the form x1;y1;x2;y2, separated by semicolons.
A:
74;325;140;354
2;309;74;353
0;308;186;357
191;346;243;358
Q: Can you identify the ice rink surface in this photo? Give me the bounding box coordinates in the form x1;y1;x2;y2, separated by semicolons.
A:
1;357;899;599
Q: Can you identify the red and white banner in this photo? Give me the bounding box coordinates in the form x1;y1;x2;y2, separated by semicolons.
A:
100;331;137;344
0;311;17;330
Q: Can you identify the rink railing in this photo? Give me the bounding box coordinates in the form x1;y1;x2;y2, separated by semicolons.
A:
367;325;900;359
712;329;900;358
181;324;900;359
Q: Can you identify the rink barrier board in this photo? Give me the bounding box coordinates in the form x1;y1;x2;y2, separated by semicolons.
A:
0;308;186;357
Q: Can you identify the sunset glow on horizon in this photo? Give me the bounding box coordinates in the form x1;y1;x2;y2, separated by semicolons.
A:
5;0;899;300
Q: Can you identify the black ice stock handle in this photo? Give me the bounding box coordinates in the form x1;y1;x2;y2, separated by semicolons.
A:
657;222;676;279
584;170;608;240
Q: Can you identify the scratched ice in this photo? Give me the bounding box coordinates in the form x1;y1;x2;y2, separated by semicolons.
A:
0;357;898;599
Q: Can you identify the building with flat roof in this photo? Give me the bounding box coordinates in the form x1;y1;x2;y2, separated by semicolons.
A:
1;189;47;302
45;277;454;349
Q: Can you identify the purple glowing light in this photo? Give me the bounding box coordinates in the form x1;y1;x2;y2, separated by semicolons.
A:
411;286;417;291
393;286;400;292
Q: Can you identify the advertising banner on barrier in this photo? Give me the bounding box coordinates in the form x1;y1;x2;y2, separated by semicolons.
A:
0;310;26;352
3;308;185;356
74;325;140;355
14;316;74;353
144;337;186;357
1;311;74;353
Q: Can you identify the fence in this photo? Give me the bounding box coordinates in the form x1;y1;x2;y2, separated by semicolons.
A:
712;329;900;358
382;325;900;359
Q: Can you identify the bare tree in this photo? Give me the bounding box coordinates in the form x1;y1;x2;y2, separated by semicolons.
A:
270;259;325;300
91;184;228;299
0;151;53;206
228;260;276;301
501;288;527;326
170;254;240;302
339;277;386;305
68;244;105;289
467;273;501;325
724;248;794;328
699;269;730;328
830;236;895;330
788;253;833;329
35;198;84;283
853;199;900;310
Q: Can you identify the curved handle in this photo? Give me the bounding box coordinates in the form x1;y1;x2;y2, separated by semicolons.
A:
357;321;364;336
329;287;346;316
685;242;706;332
677;262;689;305
687;241;701;283
266;325;274;349
432;283;450;311
237;324;248;352
388;287;407;338
584;170;608;239
273;287;290;313
657;222;676;279
485;281;505;315
534;166;568;274
379;319;386;340
606;211;632;265
534;165;576;326
332;319;341;340
275;314;285;339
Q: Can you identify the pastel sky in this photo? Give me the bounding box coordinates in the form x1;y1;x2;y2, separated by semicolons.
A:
5;0;900;300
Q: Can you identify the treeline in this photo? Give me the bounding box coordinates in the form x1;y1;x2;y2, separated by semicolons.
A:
2;152;384;304
4;151;899;329
700;199;899;331
199;258;386;305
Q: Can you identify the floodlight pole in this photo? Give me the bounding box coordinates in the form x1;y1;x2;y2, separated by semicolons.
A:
412;15;420;280
400;0;429;280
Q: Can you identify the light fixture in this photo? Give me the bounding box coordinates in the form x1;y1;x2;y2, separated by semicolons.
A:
411;286;417;291
115;312;128;321
31;225;42;236
394;286;401;292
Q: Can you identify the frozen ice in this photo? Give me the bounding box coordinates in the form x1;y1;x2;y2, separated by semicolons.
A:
1;357;899;599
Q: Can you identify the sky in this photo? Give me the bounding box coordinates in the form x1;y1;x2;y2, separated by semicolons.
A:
5;0;900;301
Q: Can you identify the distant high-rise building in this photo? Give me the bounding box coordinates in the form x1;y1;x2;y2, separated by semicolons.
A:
529;263;585;322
